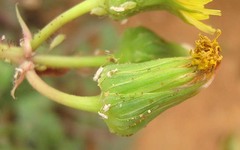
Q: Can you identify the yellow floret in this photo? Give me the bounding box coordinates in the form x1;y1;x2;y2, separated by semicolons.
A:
190;29;223;72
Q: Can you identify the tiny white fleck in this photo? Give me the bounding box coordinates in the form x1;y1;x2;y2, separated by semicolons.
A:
19;38;24;47
181;43;193;51
14;68;23;80
93;67;104;81
121;19;128;25
202;75;215;89
110;6;125;12
119;103;123;108
15;68;23;73
107;68;118;77
103;104;111;112
107;71;112;77
148;110;151;113
90;7;106;16
1;35;6;41
14;72;19;79
98;112;108;119
139;114;143;118
105;50;110;54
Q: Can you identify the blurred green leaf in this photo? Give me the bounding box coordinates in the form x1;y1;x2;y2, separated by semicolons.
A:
0;62;13;97
0;2;133;149
223;134;240;150
99;22;119;50
116;26;189;63
13;93;83;150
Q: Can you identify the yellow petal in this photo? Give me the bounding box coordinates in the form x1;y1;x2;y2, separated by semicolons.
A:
181;11;216;34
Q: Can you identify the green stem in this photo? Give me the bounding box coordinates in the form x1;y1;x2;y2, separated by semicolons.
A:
26;70;101;112
0;44;24;64
0;43;22;52
33;55;109;68
31;0;104;50
1;43;109;68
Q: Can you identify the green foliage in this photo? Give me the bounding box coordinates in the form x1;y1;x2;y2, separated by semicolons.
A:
116;26;189;63
0;62;13;98
14;93;81;150
0;0;221;145
0;14;131;149
0;74;132;149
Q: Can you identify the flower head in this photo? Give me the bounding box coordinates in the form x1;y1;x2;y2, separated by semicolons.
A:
190;29;222;72
97;0;220;34
96;31;222;136
167;0;221;34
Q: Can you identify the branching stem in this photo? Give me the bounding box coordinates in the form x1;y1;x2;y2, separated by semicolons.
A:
0;44;109;68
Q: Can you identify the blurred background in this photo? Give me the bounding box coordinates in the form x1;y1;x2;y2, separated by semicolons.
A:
0;0;240;150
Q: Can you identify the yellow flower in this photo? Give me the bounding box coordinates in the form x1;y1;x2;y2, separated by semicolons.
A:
172;0;221;34
99;0;220;34
191;29;222;73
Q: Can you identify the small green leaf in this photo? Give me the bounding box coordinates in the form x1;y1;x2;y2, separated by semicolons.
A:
49;34;66;50
116;26;189;63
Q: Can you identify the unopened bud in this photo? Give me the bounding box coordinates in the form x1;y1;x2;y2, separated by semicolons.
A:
96;31;222;136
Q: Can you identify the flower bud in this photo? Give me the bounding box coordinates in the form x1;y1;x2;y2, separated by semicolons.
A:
96;31;222;136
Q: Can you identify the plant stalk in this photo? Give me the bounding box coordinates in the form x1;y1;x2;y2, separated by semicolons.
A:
1;43;109;68
26;70;101;112
0;44;23;64
31;0;104;50
33;55;109;68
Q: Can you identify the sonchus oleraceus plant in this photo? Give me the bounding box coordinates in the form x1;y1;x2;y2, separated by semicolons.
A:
0;0;222;136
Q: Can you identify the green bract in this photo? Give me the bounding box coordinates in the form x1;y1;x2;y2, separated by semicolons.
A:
97;57;207;136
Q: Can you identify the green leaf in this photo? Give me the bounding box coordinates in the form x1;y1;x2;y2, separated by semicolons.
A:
116;26;189;63
49;34;66;50
0;62;13;97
